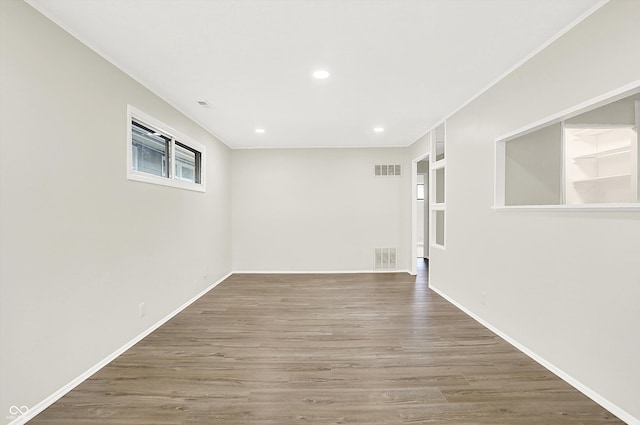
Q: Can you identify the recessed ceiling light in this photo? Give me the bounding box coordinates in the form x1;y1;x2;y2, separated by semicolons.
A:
255;128;265;134
313;70;330;80
197;100;211;108
374;127;385;133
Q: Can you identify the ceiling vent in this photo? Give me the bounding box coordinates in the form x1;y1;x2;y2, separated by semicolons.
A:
374;164;401;176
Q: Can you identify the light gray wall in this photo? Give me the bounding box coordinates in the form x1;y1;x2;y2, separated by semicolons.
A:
414;0;640;421
417;160;429;174
505;123;563;206
566;93;640;125
231;148;411;272
0;1;231;421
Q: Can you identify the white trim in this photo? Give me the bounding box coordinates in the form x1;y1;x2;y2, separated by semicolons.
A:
411;151;431;276
495;81;640;208
127;170;206;193
428;282;639;425
411;160;418;276
496;81;640;144
493;204;640;212
430;159;446;170
127;105;206;193
429;120;446;250
494;141;505;207
233;269;413;275
560;120;566;205
635;100;640;202
12;272;232;425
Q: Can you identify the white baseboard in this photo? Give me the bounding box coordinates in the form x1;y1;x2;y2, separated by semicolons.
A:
233;269;412;275
11;272;233;425
428;282;638;425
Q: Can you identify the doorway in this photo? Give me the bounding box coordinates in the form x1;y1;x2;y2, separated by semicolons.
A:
416;160;429;259
410;154;429;275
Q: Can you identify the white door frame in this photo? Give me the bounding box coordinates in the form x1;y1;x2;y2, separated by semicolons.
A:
410;152;430;276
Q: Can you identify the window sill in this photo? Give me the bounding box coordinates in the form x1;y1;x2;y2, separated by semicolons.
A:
492;203;640;212
127;171;205;193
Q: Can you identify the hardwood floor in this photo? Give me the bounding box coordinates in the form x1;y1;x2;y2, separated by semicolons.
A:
31;261;623;424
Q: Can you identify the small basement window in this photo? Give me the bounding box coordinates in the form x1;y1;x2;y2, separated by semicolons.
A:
127;106;205;192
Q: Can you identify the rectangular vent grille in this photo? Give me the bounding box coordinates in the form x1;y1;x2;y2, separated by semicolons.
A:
374;164;401;176
374;248;397;270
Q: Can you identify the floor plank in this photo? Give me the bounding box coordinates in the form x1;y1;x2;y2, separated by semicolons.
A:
30;261;623;424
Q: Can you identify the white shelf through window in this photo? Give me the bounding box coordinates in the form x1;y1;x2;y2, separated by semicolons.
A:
572;145;631;161
572;173;631;184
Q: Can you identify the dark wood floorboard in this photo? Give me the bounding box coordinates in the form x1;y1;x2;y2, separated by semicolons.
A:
30;260;623;424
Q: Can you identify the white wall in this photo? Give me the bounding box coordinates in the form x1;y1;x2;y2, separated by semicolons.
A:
415;0;640;421
231;148;411;272
0;1;231;422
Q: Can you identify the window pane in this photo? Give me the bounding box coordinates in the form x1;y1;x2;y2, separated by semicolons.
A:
132;121;169;177
174;141;199;183
435;210;445;246
435;168;445;203
499;91;640;207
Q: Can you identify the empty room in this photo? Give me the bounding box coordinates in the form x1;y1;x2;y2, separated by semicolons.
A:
1;0;639;424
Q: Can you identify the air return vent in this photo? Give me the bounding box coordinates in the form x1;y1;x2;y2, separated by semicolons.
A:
374;248;397;270
374;164;401;176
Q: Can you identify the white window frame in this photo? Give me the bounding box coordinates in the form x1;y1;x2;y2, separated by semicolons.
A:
127;105;206;192
494;81;640;211
430;122;446;250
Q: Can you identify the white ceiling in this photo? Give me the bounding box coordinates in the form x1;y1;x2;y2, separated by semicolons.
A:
27;0;604;149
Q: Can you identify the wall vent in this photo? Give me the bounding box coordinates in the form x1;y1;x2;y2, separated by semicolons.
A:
374;248;397;270
374;164;402;176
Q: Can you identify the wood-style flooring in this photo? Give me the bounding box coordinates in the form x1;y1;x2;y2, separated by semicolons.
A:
31;261;623;424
